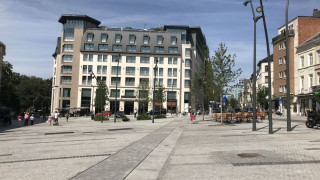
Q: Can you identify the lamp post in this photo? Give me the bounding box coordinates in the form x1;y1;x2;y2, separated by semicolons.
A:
285;0;291;131
244;0;262;131
152;59;159;123
171;82;175;115
90;70;103;123
114;54;121;123
256;0;273;134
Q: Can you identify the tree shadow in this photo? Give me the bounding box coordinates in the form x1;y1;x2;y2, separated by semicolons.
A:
272;128;281;134
257;125;268;131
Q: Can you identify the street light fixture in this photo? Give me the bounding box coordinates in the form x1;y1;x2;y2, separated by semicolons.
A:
171;82;175;116
285;0;291;131
244;0;262;131
114;54;121;123
152;59;159;123
90;70;103;123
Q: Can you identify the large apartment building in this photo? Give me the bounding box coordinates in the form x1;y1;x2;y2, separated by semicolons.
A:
51;14;208;115
272;9;320;115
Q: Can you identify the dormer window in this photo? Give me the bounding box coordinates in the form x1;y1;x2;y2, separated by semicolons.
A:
157;36;163;44
129;35;136;44
87;33;94;42
101;34;108;42
143;35;149;44
171;37;177;45
115;34;121;43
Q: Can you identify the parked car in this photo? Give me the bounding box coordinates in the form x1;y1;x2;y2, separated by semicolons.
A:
96;111;112;117
115;111;125;118
146;109;167;115
233;108;242;113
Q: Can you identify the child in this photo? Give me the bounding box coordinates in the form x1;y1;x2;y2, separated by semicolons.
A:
48;114;52;126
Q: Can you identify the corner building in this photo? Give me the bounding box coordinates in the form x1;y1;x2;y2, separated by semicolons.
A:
51;14;208;115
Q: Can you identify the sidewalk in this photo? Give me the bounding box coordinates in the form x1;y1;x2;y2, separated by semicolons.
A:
0;115;319;179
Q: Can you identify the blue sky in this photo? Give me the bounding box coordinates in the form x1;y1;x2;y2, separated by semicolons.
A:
0;0;319;80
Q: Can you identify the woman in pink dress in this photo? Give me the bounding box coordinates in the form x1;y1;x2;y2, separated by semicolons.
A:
190;108;196;123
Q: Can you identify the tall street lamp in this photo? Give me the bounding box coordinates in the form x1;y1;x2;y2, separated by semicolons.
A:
152;59;159;123
285;0;291;131
114;54;121;123
244;0;262;131
257;0;273;134
171;82;175;116
89;71;103;123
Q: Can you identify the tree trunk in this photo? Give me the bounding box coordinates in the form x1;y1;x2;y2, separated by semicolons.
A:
221;94;223;124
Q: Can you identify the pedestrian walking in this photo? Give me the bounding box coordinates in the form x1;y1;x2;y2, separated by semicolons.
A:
134;109;137;118
190;107;196;123
24;112;29;126
17;114;22;127
30;114;35;125
66;113;70;122
42;113;46;122
47;114;52;126
53;111;59;126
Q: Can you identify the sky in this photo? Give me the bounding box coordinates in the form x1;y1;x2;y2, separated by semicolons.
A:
0;0;319;80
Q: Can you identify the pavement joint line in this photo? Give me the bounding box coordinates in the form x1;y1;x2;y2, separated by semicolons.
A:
70;119;182;180
23;137;116;144
232;160;320;166
0;154;112;164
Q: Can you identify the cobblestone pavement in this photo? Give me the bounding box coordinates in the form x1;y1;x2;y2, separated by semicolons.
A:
1;114;319;180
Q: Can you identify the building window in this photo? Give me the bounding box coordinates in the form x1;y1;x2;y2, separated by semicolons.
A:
185;59;191;67
300;56;304;68
140;67;149;76
63;44;73;52
101;34;108;42
173;68;177;77
171;37;177;45
139;78;149;85
185;69;191;77
283;56;286;64
185;80;190;88
102;66;107;74
154;78;163;86
97;65;102;74
87;33;94;42
111;89;120;97
63;88;71;97
167;79;177;87
129;35;136;44
185;48;191;57
126;67;135;75
97;76;107;83
154;57;164;64
279;86;283;92
61;76;72;84
126;56;136;63
140;57;150;63
111;66;121;75
317;50;320;64
318;73;320;85
112;45;123;51
173;58;178;64
284;70;286;78
309;74;313;88
168;57;172;64
125;90;134;97
62;100;70;108
125;77;135;86
265;76;269;83
168;68;172;77
115;34;121;43
61;66;72;74
168;47;178;53
279;57;283;64
111;77;121;86
264;65;268;72
155;46;164;53
82;65;92;74
279;71;283;78
141;46;150;52
83;54;93;61
84;43;94;50
157;36;163;44
98;44;108;51
62;55;73;63
127;45;136;52
309;53;313;66
64;28;74;41
98;55;107;62
112;55;121;62
300;76;304;91
159;68;163;76
143;35;149;44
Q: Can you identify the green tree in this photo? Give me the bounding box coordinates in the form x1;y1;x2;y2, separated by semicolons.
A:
94;81;109;113
229;98;239;109
257;86;268;109
155;85;166;111
212;43;242;123
191;44;214;120
135;82;151;114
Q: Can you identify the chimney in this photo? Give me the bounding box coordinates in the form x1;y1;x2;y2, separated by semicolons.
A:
313;9;320;17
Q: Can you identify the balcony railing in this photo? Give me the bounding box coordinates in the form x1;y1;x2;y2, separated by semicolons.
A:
272;29;294;43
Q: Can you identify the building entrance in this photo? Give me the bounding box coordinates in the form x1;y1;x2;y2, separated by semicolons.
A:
124;101;134;115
